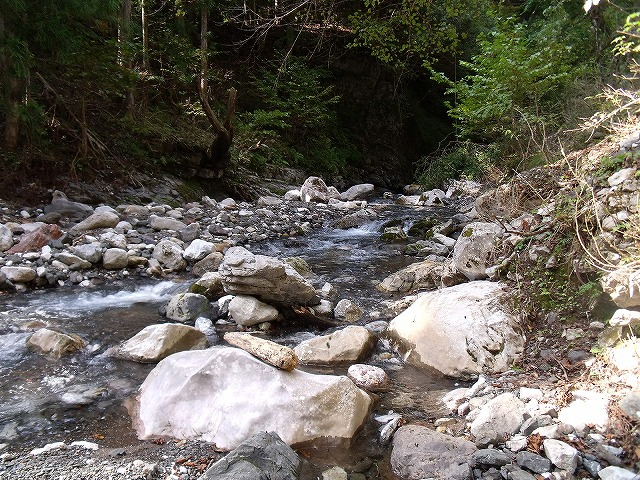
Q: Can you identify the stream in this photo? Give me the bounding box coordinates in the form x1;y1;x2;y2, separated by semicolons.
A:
0;201;464;476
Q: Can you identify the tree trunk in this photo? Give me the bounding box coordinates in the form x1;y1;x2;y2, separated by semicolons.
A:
141;0;150;71
1;18;20;151
198;5;237;172
119;0;135;115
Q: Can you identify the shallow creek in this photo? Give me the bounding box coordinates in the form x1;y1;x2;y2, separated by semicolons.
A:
0;201;464;476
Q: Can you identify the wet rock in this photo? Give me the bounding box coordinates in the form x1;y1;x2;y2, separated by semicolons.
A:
543;439;579;472
71;210;120;231
224;332;298;371
0;224;13;251
152;240;187;271
219;246;319;306
332;209;377;229
390;424;477;480
377;259;465;293
333;299;363;322
183;239;216;262
452;222;504;280
1;266;37;283
133;347;371;449
295;325;375;365
200;431;300;480
8;224;63;253
117;324;206;363
165;293;210;323
388;281;524;379
347;364;389;391
470;393;526;447
102;248;129;269
229;295;280;326
380;226;407;242
26;328;85;357
516;451;551;474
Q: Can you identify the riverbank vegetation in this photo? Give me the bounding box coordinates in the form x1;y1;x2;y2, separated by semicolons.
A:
0;0;638;197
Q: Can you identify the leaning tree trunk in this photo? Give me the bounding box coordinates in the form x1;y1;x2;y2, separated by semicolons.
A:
198;6;237;173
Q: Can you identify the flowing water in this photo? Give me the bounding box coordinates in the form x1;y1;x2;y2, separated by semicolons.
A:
0;201;463;476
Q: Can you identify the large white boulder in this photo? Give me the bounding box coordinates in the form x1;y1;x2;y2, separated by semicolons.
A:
452;222;503;280
219;246;319;306
388;281;524;379
117;324;207;363
132;347;372;449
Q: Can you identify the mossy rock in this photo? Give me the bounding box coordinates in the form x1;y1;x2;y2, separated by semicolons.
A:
379;219;404;232
408;217;439;238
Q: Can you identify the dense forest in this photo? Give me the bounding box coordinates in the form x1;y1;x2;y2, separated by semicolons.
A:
0;0;638;198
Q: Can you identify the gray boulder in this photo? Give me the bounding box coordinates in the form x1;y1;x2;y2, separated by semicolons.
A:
117;324;206;363
183;239;216;262
71;210;120;231
333;299;363;323
102;248;129;269
219;247;319;306
300;176;330;203
331;209;377;229
340;183;374;201
149;215;188;231
165;293;210;323
294;326;376;365
201;431;300;480
190;272;225;300
133;347;372;449
0;224;13;251
601;267;640;308
470;393;526;447
70;243;103;264
377;259;465;293
152;240;187;271
229;295;280;326
0;266;37;283
452;222;504;280
388;281;524;379
44;190;93;218
391;424;477;480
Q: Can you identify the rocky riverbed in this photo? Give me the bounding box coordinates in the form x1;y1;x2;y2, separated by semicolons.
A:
0;151;639;480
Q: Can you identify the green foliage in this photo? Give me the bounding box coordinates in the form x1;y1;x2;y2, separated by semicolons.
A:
613;12;640;56
447;16;582;148
348;0;493;73
236;57;354;173
415;141;498;190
